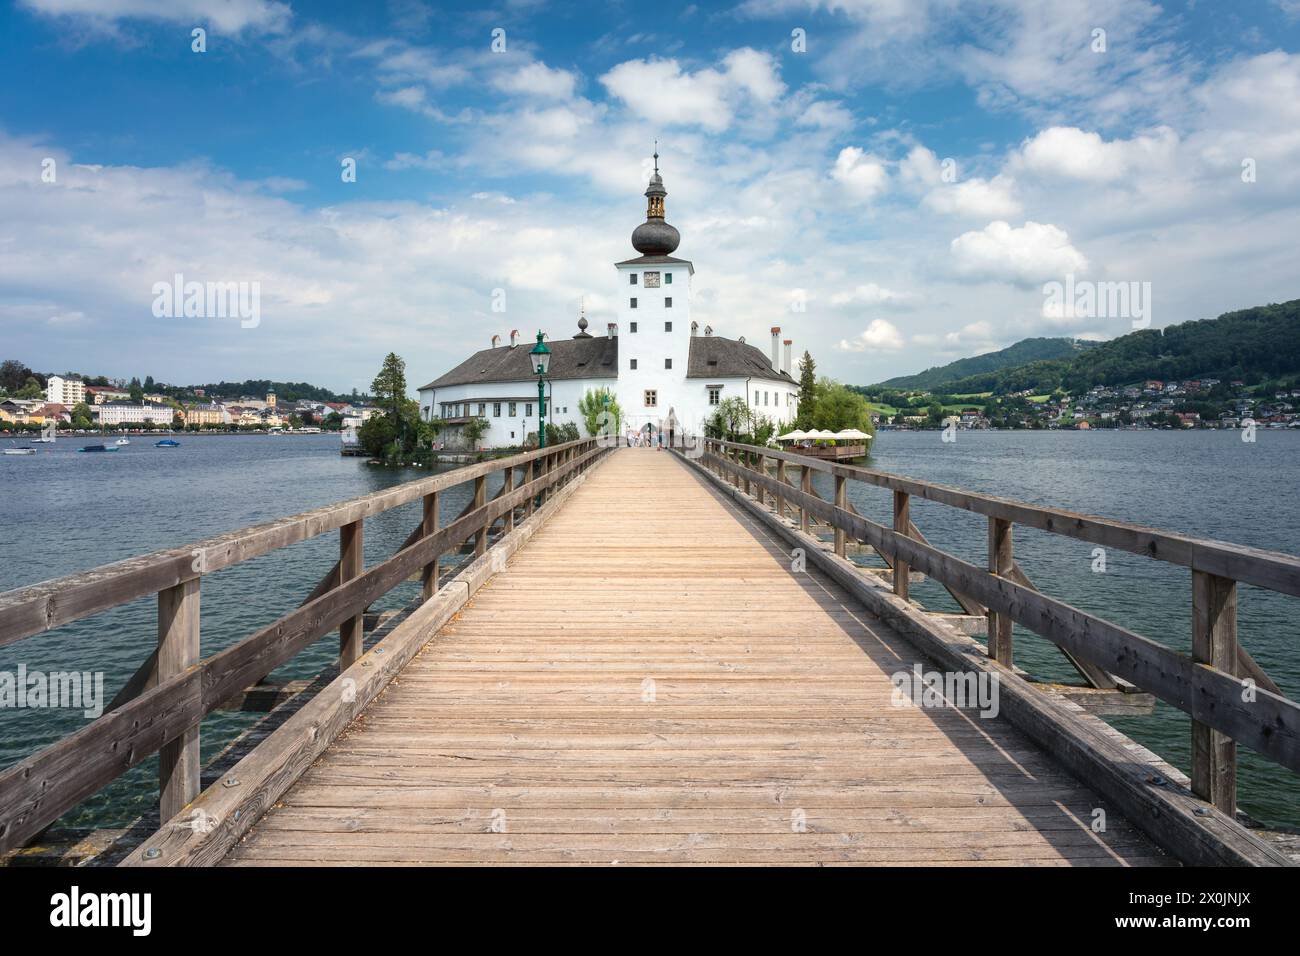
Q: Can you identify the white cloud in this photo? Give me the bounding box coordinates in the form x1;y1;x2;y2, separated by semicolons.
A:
492;61;579;101
1018;126;1178;183
837;319;906;351
19;0;292;33
830;283;908;306
599;49;784;132
831;147;888;203
924;174;1021;218
950;220;1088;285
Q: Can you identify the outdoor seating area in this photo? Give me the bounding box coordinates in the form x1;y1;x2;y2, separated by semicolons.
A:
775;428;872;460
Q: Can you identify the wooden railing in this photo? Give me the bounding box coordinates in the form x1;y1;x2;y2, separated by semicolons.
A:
0;438;604;854
698;438;1300;815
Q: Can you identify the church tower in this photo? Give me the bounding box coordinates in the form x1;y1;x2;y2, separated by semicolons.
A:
614;148;694;435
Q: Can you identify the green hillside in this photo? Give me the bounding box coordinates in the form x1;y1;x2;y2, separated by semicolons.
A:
877;337;1095;390
932;299;1300;396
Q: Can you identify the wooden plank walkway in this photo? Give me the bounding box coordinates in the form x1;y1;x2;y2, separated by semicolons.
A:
223;447;1170;866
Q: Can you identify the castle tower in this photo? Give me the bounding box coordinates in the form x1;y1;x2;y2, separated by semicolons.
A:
615;148;694;434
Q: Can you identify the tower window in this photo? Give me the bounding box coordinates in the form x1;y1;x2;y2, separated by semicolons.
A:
630;321;638;333
665;358;672;369
665;273;673;284
629;273;638;285
664;321;672;332
665;297;672;308
630;297;638;309
630;358;638;370
644;390;658;407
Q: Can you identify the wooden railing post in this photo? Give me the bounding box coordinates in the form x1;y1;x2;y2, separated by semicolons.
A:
421;490;440;601
503;465;516;533
755;452;765;507
776;458;787;520
987;517;1013;665
526;457;537;516
339;520;363;668
800;466;812;535
473;474;488;555
834;474;847;557
158;578;200;821
892;491;910;601
1192;570;1238;814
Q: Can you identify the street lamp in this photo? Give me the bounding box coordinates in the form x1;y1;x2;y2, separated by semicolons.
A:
529;331;551;506
529;331;551;448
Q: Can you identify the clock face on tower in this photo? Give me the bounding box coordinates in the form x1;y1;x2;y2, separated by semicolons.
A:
643;271;661;288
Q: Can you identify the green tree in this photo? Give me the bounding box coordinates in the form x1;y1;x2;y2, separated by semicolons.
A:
129;377;143;402
796;351;817;427
578;386;622;439
70;402;94;430
463;417;490;448
371;353;407;421
810;381;875;435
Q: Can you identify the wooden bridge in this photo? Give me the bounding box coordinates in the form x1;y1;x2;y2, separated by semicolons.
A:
1;438;1298;866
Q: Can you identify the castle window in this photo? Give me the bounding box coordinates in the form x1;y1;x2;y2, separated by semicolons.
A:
665;298;673;308
525;403;532;416
665;273;673;284
478;403;486;416
708;387;721;405
508;402;517;416
493;403;501;417
644;390;658;407
630;297;638;309
665;358;672;369
630;359;638;370
664;321;672;332
630;321;638;333
629;273;638;285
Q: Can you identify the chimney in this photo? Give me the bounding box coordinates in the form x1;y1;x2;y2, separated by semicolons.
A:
783;339;792;375
690;321;698;337
738;335;745;345
770;327;781;369
491;334;500;349
607;322;616;339
509;329;519;347
704;325;713;337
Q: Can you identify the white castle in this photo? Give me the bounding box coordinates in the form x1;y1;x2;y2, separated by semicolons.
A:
418;153;799;448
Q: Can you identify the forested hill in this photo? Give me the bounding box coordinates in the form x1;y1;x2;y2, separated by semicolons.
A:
929;299;1300;396
876;337;1095;389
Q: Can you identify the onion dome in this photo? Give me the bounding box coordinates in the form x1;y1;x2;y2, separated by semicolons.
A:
631;146;681;256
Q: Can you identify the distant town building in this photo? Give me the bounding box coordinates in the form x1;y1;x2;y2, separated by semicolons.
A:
45;375;86;407
93;402;174;426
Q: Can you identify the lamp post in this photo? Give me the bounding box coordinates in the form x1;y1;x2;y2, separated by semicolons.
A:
529;331;551;505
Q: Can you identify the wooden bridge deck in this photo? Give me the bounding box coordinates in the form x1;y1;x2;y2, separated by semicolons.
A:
223;447;1169;866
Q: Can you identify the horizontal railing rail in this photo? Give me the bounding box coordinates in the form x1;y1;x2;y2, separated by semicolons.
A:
0;438;604;854
700;438;1300;816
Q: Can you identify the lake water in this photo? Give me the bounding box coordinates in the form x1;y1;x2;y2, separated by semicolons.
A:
2;430;1298;831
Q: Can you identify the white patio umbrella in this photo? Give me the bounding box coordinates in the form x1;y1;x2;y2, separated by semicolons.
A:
833;429;873;441
808;429;837;440
777;429;808;441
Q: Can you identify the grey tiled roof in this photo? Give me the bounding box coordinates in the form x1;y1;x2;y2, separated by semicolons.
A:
419;333;792;391
419;336;619;390
687;336;794;384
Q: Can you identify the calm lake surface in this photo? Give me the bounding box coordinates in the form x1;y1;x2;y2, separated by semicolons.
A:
2;430;1298;831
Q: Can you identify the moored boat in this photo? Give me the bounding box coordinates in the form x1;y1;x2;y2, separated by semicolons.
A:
77;443;118;453
155;438;181;447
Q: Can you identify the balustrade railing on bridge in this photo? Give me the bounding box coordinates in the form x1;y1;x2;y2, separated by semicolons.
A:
698;437;1300;817
0;438;604;855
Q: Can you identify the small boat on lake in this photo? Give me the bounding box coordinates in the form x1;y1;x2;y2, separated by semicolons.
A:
3;446;35;456
155;439;181;447
116;438;130;445
78;444;118;453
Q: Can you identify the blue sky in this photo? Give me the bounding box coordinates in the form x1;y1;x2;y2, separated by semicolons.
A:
2;0;1299;394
